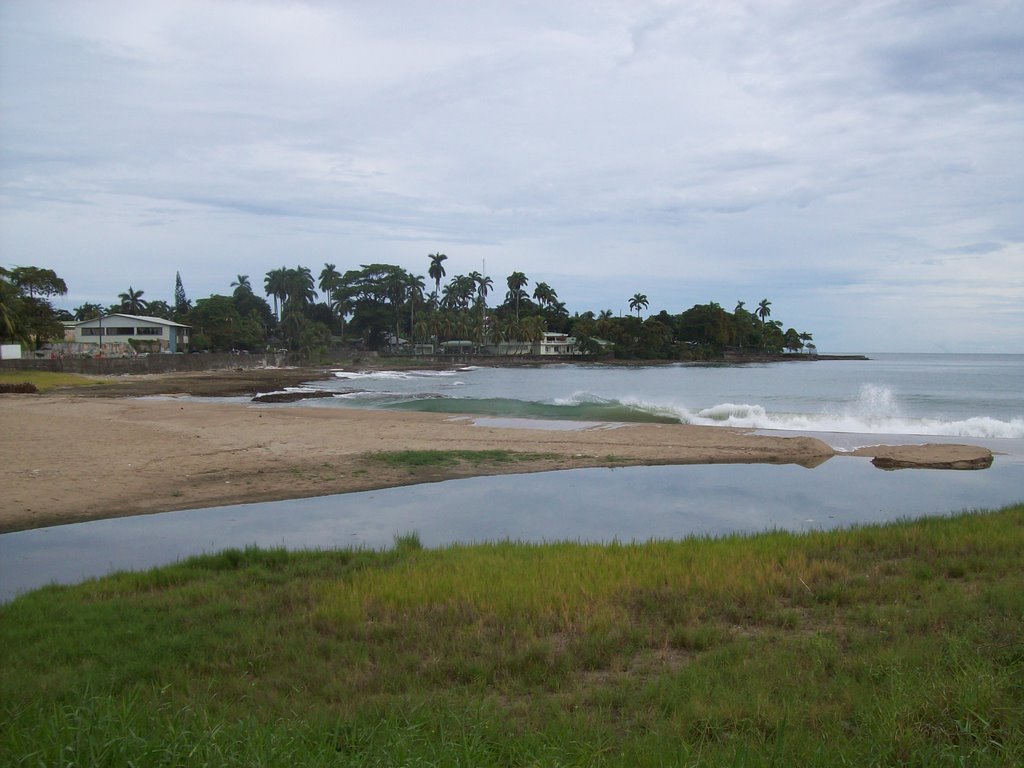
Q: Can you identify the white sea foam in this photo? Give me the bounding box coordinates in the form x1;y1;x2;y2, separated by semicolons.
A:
331;369;458;381
613;383;1024;439
551;390;612;406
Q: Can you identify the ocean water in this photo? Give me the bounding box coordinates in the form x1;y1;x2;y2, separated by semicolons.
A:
296;353;1024;447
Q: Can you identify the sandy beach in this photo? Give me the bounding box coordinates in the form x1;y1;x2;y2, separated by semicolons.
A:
0;368;993;533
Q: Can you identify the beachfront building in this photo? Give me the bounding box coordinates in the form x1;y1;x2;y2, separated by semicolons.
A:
480;334;579;356
72;314;192;354
534;332;577;356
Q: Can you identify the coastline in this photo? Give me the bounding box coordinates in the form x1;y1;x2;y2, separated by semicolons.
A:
0;364;994;533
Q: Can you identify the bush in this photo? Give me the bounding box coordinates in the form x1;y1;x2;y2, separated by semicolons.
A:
0;382;38;394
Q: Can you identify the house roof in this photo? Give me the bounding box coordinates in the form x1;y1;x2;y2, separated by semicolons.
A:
74;314;192;329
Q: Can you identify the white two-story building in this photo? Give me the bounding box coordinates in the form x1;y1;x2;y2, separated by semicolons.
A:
73;314;191;353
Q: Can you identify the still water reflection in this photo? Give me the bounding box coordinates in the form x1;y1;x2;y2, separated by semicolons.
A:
2;457;1022;602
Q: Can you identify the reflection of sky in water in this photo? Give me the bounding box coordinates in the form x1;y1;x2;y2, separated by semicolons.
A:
2;457;1023;602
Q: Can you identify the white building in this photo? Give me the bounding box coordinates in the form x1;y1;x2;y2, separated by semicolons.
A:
534;332;577;356
482;333;579;356
73;314;191;353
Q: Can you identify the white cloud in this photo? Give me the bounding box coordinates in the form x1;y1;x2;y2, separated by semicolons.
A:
1;0;1022;351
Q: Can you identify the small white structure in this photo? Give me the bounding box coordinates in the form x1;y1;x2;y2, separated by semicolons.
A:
73;314;191;353
534;332;577;356
0;343;22;360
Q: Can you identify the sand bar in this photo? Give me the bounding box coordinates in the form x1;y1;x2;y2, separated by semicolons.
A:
0;368;993;532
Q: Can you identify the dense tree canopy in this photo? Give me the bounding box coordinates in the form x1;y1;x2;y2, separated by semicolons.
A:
190;295;264;352
0;265;68;347
3;255;815;360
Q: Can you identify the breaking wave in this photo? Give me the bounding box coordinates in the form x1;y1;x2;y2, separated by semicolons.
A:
388;395;679;424
332;369;459;380
615;383;1024;438
679;403;1024;438
373;384;1024;438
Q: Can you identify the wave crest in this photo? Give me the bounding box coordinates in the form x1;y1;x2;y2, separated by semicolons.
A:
332;369;457;381
617;396;1024;438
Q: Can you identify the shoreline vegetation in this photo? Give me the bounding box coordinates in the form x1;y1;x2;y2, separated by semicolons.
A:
4;261;825;363
0;364;994;534
3;506;1023;764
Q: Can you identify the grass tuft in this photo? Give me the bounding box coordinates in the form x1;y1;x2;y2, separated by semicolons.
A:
367;449;556;469
0;370;101;391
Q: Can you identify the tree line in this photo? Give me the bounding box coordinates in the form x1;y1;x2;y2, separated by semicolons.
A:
1;258;813;359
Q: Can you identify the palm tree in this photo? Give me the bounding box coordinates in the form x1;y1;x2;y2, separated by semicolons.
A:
413;316;431;346
441;275;475;311
436;311;454;344
532;282;557;308
230;275;252;298
331;291;352;340
495;316;521;354
319;264;341;308
118;287;148;314
506;271;528;320
453;313;471;345
629;293;649;318
520;315;547;349
264;267;288;320
489;314;505;343
472;272;493;306
384;272;409;346
284;266;317;311
440;281;459;311
428;253;448;298
406;273;426;341
73;302;103;320
757;298;772;348
0;270;26;342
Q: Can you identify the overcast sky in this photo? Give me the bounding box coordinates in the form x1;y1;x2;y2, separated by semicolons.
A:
2;1;1022;352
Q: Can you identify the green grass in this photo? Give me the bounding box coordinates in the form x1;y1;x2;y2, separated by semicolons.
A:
367;448;557;468
3;507;1024;765
0;370;100;391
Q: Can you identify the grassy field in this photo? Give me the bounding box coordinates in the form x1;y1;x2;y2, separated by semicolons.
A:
2;505;1022;766
0;370;100;391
